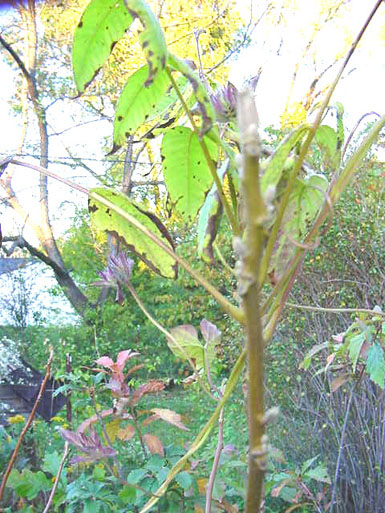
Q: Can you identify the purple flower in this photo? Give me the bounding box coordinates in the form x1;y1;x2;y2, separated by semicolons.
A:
60;426;117;463
210;83;238;123
95;250;134;305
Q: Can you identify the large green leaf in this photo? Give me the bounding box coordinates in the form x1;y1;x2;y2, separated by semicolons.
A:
161;127;218;223
261;125;309;193
113;66;189;150
72;0;133;93
113;66;171;148
125;0;168;85
366;343;385;388
89;188;176;278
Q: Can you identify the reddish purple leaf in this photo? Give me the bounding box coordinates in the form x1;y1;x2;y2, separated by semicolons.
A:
200;319;221;345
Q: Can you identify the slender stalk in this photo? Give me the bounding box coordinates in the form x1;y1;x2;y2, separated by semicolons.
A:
286;302;385;318
205;407;224;513
237;91;267;513
89;388;124;480
329;383;355;513
42;442;69;513
8;158;244;324
0;348;54;502
166;68;240;236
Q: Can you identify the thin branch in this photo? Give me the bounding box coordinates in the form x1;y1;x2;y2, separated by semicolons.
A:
0;347;54;502
42;442;69;513
0;34;31;82
205;407;224;513
286;302;385;318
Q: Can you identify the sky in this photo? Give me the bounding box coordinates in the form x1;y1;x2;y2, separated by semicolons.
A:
0;0;384;324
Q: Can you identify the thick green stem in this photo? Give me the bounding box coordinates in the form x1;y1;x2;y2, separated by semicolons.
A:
237;91;267;512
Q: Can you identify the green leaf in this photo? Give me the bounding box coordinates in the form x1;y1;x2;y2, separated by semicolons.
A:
366;343;385;388
348;332;366;372
72;0;133;92
119;484;137;504
125;0;167;85
127;468;148;484
167;324;216;370
113;66;172;149
175;471;194;491
315;125;338;166
261;125;309;193
197;189;222;263
7;469;50;500
288;174;329;235
161;127;218;223
42;450;63;476
306;464;331;485
271;173;328;276
89;188;177;278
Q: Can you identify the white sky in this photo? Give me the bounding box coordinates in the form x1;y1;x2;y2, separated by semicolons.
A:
0;0;384;323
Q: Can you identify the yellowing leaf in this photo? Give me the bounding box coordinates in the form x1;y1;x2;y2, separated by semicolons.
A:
105;419;121;443
117;424;135;441
150;408;188;431
143;433;164;456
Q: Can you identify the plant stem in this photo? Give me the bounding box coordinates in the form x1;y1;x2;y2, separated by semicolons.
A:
237;90;267;512
42;442;69;513
0;348;53;502
166;67;240;236
205;407;224;513
286;302;385;318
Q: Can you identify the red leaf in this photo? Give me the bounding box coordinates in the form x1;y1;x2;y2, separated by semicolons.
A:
144;433;164;456
116;350;139;370
131;381;165;405
95;356;114;369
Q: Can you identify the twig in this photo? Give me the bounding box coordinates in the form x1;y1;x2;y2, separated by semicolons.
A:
42;442;69;513
329;382;356;513
286;302;385;318
0;347;54;502
205;407;224;513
